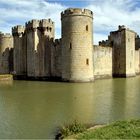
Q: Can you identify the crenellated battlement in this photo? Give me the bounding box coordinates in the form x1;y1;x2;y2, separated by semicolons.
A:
99;39;111;47
39;19;54;27
61;8;93;19
25;19;54;32
39;19;54;32
118;25;126;30
135;34;139;39
0;32;12;38
54;39;61;46
26;19;40;30
0;31;13;54
12;25;25;36
111;25;136;34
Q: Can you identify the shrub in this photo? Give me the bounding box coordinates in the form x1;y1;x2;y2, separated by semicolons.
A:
58;120;86;139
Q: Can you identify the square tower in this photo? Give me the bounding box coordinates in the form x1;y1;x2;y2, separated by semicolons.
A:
26;19;54;78
110;25;136;77
12;25;26;77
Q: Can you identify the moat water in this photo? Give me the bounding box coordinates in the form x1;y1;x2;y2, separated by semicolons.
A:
0;76;140;138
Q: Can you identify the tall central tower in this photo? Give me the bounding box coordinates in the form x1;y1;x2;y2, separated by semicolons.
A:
61;8;94;82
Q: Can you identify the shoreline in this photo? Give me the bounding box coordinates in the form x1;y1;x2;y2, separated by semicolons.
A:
58;119;140;139
0;74;13;81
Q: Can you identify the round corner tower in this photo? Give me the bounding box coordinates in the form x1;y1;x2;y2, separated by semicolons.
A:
0;33;13;74
61;8;94;82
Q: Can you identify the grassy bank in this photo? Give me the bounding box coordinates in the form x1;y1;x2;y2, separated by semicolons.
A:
59;119;140;139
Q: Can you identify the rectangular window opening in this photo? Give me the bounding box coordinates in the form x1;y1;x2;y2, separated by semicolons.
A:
70;43;72;49
86;25;88;31
86;59;89;65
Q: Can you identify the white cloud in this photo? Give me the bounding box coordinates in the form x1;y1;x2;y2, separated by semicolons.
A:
0;0;66;38
86;0;140;44
1;0;140;44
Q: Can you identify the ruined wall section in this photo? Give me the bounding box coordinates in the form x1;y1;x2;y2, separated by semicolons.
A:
61;8;94;82
51;39;62;78
0;33;13;74
94;45;112;79
12;25;26;76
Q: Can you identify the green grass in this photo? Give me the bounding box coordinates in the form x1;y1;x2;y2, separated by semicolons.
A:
56;120;86;139
74;120;140;139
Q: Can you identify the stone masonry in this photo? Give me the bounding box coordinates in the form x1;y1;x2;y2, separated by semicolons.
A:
25;19;54;79
94;45;112;79
0;8;140;82
12;25;26;77
61;8;94;82
0;32;13;74
110;25;136;77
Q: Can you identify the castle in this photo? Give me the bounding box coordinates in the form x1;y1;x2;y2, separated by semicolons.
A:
0;8;140;82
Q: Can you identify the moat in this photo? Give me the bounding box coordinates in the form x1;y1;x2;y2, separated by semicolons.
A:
0;77;140;138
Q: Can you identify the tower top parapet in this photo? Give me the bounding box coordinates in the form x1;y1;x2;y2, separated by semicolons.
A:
12;25;25;35
39;19;54;28
118;25;126;30
111;25;136;35
54;39;61;46
0;32;12;38
25;19;40;29
61;8;93;19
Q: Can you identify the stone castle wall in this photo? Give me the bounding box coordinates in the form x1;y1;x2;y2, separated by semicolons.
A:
12;25;26;76
0;33;13;74
26;19;54;78
125;29;136;76
0;8;140;82
61;8;94;82
110;27;126;76
135;49;140;74
135;36;140;74
94;45;112;79
51;39;62;78
110;25;136;77
11;19;55;79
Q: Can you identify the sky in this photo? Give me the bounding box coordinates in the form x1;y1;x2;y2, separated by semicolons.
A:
0;0;140;44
